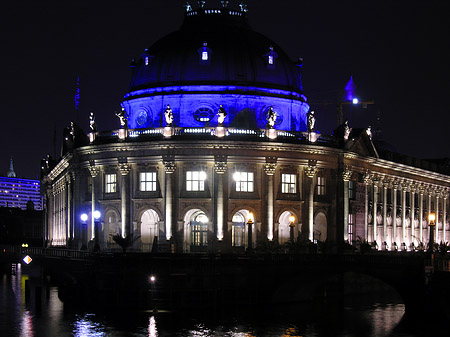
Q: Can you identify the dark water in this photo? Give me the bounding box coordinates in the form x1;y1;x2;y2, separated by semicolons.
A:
0;264;445;336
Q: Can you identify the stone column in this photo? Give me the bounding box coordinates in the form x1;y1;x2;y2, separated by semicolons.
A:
383;180;388;245
163;159;176;240
305;160;317;242
88;164;100;242
419;184;424;243
427;188;432;245
119;162;131;237
214;157;227;241
410;184;415;247
363;170;372;241
435;189;440;243
264;159;277;241
66;175;72;240
444;191;448;243
341;166;352;242
392;180;398;248
401;183;407;246
372;179;378;244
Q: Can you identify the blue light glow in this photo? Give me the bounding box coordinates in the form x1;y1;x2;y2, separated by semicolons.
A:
344;76;356;101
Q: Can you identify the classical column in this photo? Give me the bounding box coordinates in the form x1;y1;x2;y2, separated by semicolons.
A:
214;157;227;241
264;159;277;241
383;180;388;245
66;175;72;240
436;189;440;243
363;170;372;241
88;164;100;241
410;184;415;247
163;159;176;240
427;188;432;245
305;160;317;242
341;166;352;242
392;180;398;248
119;162;131;237
401;182;407;246
372;179;378;244
419;184;424;243
444;191;448;243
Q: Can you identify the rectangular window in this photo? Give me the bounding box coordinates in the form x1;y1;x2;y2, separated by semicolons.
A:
235;171;254;192
232;223;245;247
186;171;206;191
348;213;355;244
202;51;208;61
282;174;296;194
268;55;274;64
348;180;356;200
316;176;326;196
140;172;157;192
105;174;117;193
191;223;208;246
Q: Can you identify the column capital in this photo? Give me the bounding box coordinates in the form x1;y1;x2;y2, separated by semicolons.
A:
118;163;131;176
340;165;352;181
264;163;277;176
214;161;227;174
164;160;176;174
305;159;317;178
363;170;372;185
88;165;100;178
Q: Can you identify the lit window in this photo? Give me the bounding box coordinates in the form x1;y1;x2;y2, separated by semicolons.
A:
202;51;208;61
105;174;117;193
145;56;149;65
186;171;206;191
234;171;254;192
348;213;355;243
268;55;273;65
282;174;296;194
140;172;157;192
316;176;326;196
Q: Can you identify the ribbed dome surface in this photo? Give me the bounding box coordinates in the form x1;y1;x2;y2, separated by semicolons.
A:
129;9;303;93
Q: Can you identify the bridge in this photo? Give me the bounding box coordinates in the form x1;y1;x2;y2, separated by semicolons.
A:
1;245;450;319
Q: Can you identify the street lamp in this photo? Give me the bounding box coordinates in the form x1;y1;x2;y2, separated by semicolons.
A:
93;210;101;252
289;214;295;244
428;212;436;254
80;213;88;250
247;212;254;252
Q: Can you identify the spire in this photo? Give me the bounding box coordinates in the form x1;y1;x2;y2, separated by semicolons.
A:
74;74;80;124
7;158;16;178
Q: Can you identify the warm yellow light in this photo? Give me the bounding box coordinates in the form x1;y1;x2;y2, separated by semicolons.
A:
428;213;436;224
289;215;295;223
248;212;254;223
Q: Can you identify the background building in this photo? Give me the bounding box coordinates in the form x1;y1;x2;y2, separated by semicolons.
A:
0;159;42;211
41;4;450;252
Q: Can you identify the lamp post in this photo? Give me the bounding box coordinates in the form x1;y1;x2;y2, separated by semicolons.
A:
93;210;101;252
80;213;88;250
289;214;295;244
247;212;254;252
428;212;436;254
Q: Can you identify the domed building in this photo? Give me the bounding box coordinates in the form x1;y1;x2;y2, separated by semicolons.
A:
42;3;450;253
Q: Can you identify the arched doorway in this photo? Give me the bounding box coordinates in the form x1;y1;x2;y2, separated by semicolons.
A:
278;211;297;245
140;209;160;252
231;209;253;251
104;210;120;250
184;209;209;252
314;212;327;243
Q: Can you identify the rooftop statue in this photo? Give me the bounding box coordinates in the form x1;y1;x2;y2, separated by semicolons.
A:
344;120;351;140
197;1;205;8
89;112;97;132
267;106;277;128
165;104;174;127
115;108;128;128
185;2;192;12
239;2;248;12
217;105;227;126
221;1;229;7
366;126;372;140
307;110;315;132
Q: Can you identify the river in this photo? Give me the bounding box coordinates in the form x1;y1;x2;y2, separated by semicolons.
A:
0;264;446;336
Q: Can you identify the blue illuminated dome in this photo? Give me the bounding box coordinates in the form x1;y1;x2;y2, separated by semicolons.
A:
122;7;309;131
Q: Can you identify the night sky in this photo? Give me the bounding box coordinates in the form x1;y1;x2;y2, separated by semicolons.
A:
1;0;449;179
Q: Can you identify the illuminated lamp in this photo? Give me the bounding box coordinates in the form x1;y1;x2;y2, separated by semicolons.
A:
80;213;88;222
93;210;101;220
352;98;359;104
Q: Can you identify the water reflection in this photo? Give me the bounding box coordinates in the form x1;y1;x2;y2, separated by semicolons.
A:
0;270;423;337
